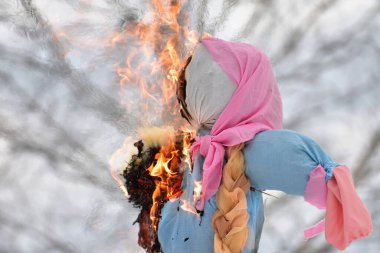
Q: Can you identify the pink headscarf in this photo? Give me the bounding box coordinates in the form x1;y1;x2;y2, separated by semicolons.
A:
190;37;283;210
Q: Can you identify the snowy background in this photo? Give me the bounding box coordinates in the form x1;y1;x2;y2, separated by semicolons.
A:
0;0;379;252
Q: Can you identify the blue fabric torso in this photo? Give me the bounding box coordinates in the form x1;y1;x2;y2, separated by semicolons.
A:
158;129;338;253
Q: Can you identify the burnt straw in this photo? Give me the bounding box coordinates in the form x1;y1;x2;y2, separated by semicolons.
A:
123;134;188;253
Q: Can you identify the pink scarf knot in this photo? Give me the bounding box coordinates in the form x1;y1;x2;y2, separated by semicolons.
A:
195;135;213;157
190;134;226;210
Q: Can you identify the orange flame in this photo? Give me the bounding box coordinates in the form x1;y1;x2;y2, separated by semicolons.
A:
109;1;202;248
146;129;193;230
108;0;199;127
109;136;135;199
193;180;202;205
179;180;202;216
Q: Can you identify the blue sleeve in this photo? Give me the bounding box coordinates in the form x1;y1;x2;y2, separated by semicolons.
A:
244;129;338;195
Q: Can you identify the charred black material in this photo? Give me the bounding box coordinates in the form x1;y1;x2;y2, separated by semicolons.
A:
123;134;190;253
176;55;193;124
136;208;162;253
123;141;160;210
123;141;162;252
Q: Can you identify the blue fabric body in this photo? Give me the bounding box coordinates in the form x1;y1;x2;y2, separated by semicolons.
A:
158;129;338;253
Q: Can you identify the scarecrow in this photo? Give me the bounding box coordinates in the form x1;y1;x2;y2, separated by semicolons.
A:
125;37;372;253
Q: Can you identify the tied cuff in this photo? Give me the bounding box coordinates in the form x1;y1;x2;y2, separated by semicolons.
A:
324;161;338;182
304;163;337;238
304;164;372;250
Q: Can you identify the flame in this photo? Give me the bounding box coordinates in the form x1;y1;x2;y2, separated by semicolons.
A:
193;180;202;205
109;0;200;204
108;1;203;251
180;199;198;215
181;127;194;170
179;180;202;215
146;129;193;230
109;136;135;198
148;147;177;177
107;0;199;127
110;0;201;224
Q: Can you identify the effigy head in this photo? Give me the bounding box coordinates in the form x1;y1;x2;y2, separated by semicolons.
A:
183;43;236;129
177;37;282;132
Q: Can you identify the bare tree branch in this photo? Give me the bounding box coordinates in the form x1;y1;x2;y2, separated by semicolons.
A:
17;0;131;134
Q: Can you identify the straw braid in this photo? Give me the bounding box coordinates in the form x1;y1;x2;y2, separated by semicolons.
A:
212;144;251;253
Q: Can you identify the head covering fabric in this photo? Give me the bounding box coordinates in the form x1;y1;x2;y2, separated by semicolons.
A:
190;37;283;210
185;44;236;129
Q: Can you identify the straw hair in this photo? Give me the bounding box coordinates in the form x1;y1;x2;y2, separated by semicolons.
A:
212;144;251;253
138;127;175;148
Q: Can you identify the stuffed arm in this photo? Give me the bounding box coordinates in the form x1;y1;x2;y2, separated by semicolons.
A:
244;129;372;249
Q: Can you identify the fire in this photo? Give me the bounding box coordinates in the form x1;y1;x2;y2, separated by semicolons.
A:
179;180;202;216
147;130;193;231
108;1;203;252
109;136;135;198
180;199;198;215
107;0;199;127
181;127;194;169
193;180;202;205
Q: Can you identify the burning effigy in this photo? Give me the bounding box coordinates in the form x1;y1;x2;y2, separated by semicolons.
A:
116;36;372;253
122;127;191;252
108;3;372;252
